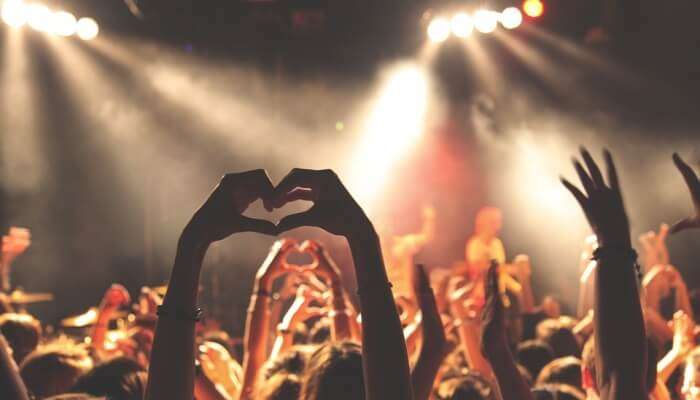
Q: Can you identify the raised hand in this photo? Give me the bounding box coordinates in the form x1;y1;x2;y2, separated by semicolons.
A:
299;240;341;285
256;238;297;290
481;263;507;359
670;153;700;234
561;148;631;248
184;170;277;245
268;168;372;237
100;284;131;311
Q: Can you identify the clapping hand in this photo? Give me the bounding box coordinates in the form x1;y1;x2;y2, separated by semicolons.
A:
670;153;700;234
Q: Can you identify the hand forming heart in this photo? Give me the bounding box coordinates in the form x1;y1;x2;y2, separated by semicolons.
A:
183;168;373;246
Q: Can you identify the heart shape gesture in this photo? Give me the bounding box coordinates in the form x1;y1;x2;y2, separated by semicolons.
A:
183;168;373;248
282;245;319;273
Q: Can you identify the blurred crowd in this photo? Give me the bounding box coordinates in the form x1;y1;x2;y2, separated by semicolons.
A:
0;149;699;400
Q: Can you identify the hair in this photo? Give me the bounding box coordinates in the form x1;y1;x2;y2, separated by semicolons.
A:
435;372;497;400
309;319;331;344
474;207;502;235
263;346;313;381
299;341;364;400
536;356;582;390
257;373;301;400
70;356;146;399
0;313;41;364
531;384;586;400
516;339;555;380
20;339;93;398
582;337;657;394
535;319;580;358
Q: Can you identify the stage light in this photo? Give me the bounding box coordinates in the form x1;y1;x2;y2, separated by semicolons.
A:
427;17;450;43
1;0;27;28
50;10;77;36
474;10;498;34
76;17;98;40
500;7;523;29
26;3;52;32
523;0;544;18
450;13;473;38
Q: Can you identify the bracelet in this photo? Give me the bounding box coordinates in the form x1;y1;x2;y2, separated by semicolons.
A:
592;247;642;279
157;305;203;322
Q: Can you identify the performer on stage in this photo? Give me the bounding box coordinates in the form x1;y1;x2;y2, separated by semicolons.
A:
0;227;31;293
381;205;436;299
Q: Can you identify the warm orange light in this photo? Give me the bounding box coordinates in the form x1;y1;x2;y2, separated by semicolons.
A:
523;0;544;18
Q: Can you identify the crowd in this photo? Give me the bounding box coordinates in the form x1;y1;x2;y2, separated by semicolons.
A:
0;148;699;400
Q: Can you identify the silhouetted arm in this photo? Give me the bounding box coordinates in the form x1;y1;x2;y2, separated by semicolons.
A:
0;334;29;400
146;170;277;400
562;148;646;399
275;169;413;400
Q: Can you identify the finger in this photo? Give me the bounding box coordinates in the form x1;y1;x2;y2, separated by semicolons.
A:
573;160;595;195
238;216;278;236
669;217;699;235
277;210;318;233
231;169;275;199
561;178;590;213
673;153;700;202
603;149;620;191
271;169;322;209
485;263;500;304
284;188;316;203
413;264;432;295
581;147;605;188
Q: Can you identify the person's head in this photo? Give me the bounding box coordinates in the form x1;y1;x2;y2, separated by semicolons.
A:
70;356;146;399
532;384;586;400
536;356;582;390
20;339;93;398
535;319;580;358
474;207;503;239
517;340;555;381
0;312;41;364
436;372;497;400
299;341;364;400
257;373;301;400
541;297;562;319
44;395;101;400
263;346;313;381
582;337;656;396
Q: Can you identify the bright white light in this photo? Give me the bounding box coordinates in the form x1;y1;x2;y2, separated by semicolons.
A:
450;13;473;38
26;3;52;32
349;63;430;206
76;17;98;40
1;0;27;28
474;10;499;34
500;7;523;29
427;17;450;43
50;11;77;36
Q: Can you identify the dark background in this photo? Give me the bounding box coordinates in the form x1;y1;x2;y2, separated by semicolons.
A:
0;0;699;335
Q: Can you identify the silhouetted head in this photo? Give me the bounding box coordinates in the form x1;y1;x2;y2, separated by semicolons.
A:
517;339;555;380
536;356;582;390
70;356;146;399
257;373;301;400
20;339;93;398
0;313;41;364
299;341;364;400
532;383;585;400
436;372;497;400
535;319;580;358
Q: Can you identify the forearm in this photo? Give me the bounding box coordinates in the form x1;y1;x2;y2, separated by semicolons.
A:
330;282;352;341
456;322;493;377
595;256;647;398
239;286;273;400
0;335;29;400
348;231;413;400
146;237;207;400
488;348;534;400
411;328;446;400
657;348;685;383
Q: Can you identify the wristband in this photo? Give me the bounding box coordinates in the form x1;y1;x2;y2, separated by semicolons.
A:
592;247;642;279
157;305;203;322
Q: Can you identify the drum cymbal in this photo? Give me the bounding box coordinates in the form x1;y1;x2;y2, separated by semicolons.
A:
61;307;130;328
9;289;54;304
